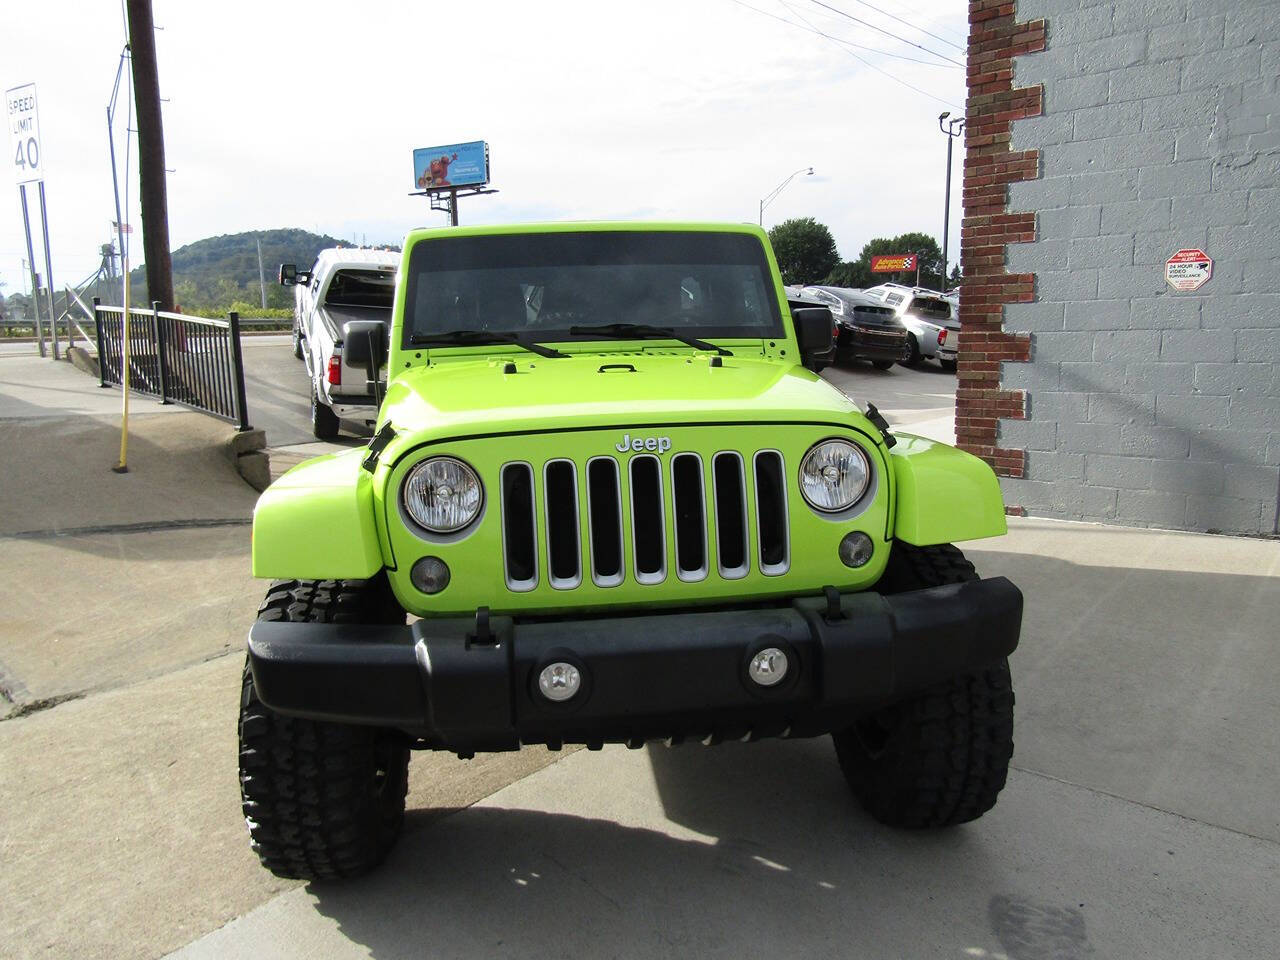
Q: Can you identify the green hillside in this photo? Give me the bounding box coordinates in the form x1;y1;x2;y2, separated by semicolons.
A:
126;228;387;314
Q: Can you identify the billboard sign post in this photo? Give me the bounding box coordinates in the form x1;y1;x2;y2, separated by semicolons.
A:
410;140;497;226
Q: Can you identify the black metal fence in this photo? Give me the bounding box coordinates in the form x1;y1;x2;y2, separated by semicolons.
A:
94;299;251;431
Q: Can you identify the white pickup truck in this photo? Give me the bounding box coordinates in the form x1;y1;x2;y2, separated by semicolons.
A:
279;248;398;438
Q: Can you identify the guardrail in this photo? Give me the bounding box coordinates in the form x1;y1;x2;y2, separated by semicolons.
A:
2;316;289;333
94;299;251;431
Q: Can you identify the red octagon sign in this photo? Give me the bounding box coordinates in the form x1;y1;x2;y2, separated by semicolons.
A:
1166;248;1212;292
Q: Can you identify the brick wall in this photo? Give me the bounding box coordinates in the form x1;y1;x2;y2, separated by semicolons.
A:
960;0;1280;534
957;2;1044;487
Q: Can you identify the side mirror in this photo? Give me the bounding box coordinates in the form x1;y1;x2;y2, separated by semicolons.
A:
791;307;836;373
278;263;297;286
342;320;387;368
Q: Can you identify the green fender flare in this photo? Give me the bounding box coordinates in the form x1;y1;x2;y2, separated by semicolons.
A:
252;448;384;580
890;434;1008;546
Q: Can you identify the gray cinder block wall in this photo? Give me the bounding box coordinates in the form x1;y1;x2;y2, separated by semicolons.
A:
998;0;1280;534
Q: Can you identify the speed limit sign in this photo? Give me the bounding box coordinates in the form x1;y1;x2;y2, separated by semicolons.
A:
6;83;43;184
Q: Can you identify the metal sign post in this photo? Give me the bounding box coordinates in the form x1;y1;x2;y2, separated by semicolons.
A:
38;180;59;359
17;184;45;356
8;82;49;356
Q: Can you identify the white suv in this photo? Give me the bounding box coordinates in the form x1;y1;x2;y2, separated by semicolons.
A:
863;283;960;372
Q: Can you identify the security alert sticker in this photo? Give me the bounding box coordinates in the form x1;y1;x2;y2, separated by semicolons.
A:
1165;249;1212;292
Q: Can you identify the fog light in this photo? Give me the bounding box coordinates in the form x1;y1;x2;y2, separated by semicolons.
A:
839;531;874;568
748;647;789;687
538;662;582;702
410;556;451;594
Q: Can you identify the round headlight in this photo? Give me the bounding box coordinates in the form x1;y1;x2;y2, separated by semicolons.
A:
799;440;870;513
402;456;483;533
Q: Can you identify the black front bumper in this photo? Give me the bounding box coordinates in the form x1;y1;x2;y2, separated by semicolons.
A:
837;325;910;362
247;578;1022;753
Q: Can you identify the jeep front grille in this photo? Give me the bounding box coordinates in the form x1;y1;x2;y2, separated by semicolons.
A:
501;451;791;590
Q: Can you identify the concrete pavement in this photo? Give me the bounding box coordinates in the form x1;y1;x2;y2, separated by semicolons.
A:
169;743;1279;960
165;517;1279;959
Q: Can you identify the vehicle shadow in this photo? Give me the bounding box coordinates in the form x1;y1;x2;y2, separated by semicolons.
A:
306;737;1029;960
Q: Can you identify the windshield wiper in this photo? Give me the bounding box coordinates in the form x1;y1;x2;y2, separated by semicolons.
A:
408;329;566;358
568;323;733;356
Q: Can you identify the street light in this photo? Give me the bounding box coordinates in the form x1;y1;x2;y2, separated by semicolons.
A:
938;112;965;292
759;167;815;225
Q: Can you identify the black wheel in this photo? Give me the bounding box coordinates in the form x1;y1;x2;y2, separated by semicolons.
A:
871;359;894;370
311;386;340;440
292;322;304;360
832;542;1014;828
239;577;409;880
939;357;957;372
899;333;922;367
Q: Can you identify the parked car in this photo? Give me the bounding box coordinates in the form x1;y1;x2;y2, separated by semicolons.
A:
799;285;910;370
242;222;1021;880
279;248;399;438
862;282;960;371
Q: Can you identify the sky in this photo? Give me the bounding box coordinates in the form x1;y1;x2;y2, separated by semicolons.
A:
0;0;967;299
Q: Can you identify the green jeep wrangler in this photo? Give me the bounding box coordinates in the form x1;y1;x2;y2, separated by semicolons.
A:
239;222;1021;880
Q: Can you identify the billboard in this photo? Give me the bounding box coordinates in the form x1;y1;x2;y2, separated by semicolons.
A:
870;253;917;273
413;140;489;190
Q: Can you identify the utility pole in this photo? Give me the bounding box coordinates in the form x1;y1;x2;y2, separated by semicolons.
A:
938;112;966;293
256;237;267;310
126;0;175;312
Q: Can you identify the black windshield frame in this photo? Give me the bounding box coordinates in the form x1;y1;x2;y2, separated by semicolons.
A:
402;230;785;350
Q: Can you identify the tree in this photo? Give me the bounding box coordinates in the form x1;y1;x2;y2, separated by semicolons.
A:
768;218;839;285
822;232;946;290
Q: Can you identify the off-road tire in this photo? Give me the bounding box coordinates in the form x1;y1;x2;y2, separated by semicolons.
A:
939;357;957;372
871;359;895;371
832;542;1014;828
899;333;922;367
311;386;340;440
292;323;304;360
239;577;409;880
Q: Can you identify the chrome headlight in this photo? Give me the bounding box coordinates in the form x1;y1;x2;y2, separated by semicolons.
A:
799;440;870;512
402;456;483;533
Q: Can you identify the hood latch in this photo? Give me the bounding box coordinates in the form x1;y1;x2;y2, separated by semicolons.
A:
362;422;397;473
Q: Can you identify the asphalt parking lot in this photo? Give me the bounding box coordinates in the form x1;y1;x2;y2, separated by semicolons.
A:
2;345;1277;960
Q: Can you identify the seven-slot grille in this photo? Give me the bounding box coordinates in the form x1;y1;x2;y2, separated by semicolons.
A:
499;451;790;591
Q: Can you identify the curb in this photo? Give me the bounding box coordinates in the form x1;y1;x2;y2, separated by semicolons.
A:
66;346;100;379
224;428;271;492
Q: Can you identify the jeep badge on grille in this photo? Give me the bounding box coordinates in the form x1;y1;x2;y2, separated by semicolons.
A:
615;434;672;453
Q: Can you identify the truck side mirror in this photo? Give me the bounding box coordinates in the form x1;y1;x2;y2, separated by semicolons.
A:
342;320;387;368
791;307;836;373
278;263;297;286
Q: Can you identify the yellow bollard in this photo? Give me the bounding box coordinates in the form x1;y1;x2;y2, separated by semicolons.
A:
112;247;131;474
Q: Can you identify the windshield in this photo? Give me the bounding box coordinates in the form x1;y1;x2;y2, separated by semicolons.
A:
325;269;396;309
403;231;783;347
909;296;952;321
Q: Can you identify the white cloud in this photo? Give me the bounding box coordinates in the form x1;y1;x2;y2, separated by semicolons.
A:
1;0;967;296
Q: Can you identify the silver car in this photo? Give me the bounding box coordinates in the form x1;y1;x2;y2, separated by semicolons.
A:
862;283;961;372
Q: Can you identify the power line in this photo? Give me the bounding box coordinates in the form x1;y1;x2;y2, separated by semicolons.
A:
782;0;964;109
831;0;965;52
803;0;965;67
871;0;970;46
726;0;959;66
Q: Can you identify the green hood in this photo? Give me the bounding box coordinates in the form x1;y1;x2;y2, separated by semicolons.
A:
378;351;871;440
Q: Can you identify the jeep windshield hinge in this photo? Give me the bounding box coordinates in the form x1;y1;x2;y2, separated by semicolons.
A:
362;422;397;473
864;403;897;448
